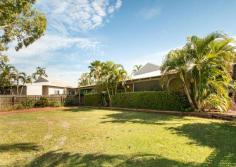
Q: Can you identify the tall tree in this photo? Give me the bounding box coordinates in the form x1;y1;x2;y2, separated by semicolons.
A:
92;61;128;106
161;32;236;112
132;64;143;74
12;70;26;95
0;0;47;53
32;67;48;80
0;64;15;94
20;75;32;95
79;73;93;87
89;60;103;82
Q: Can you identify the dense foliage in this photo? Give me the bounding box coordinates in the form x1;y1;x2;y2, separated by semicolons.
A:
0;0;47;53
64;95;80;106
161;32;236;112
0;0;47;95
0;63;47;95
111;91;189;111
84;94;102;106
34;97;49;107
21;97;36;109
79;60;128;106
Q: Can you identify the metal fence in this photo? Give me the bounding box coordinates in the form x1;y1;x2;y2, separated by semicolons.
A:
0;95;68;110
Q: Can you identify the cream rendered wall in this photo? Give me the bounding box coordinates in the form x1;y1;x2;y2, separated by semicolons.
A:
48;87;64;95
27;85;43;95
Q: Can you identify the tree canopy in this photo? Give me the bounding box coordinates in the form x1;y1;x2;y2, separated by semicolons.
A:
79;60;128;106
0;0;47;53
161;32;236;112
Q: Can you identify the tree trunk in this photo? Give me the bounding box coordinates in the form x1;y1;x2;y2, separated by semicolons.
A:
180;73;196;110
20;85;24;95
106;87;112;107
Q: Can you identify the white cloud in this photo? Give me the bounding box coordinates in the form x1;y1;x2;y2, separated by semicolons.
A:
139;7;161;20
4;0;123;87
7;35;99;60
6;35;101;87
37;0;122;33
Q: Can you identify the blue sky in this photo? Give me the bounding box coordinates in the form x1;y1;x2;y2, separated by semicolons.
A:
8;0;236;86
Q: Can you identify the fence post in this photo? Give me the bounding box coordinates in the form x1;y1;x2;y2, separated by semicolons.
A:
61;96;63;104
12;96;15;107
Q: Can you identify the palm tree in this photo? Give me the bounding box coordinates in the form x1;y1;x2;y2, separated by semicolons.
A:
12;70;26;95
89;60;103;82
132;64;142;74
32;67;48;80
0;64;15;94
161;32;236;112
161;49;196;109
20;75;32;95
79;73;93;86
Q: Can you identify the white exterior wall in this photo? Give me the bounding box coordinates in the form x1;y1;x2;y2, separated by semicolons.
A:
48;87;64;95
27;85;43;95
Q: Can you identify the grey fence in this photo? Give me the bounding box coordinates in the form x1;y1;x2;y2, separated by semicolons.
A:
0;95;68;110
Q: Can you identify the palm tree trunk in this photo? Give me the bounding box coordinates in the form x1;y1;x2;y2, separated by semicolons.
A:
106;87;112;107
20;85;24;95
180;73;196;110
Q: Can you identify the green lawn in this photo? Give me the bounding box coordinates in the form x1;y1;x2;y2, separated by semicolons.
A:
0;108;236;167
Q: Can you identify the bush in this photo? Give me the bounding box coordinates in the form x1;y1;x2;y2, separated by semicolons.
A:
84;93;102;106
64;95;79;106
34;97;49;107
112;91;190;111
14;104;25;110
21;98;36;109
48;101;61;107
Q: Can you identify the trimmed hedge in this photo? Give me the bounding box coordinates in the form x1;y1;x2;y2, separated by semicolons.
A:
112;91;189;111
64;95;79;106
84;93;102;106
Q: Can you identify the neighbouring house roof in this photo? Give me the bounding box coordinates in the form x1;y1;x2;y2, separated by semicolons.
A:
27;77;75;88
132;63;162;80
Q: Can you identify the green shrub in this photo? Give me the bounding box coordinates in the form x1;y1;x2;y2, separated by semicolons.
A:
64;95;79;106
84;93;102;106
14;104;25;110
112;91;190;111
48;101;61;107
34;97;49;107
21;98;36;109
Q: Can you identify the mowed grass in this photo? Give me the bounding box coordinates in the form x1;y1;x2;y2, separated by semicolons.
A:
0;108;236;167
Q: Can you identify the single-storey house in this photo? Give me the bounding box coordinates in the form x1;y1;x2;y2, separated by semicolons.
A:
79;63;181;94
16;77;77;96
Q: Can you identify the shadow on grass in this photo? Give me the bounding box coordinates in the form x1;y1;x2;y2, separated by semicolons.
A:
101;111;186;125
63;107;95;113
0;143;40;152
25;151;195;167
169;122;236;167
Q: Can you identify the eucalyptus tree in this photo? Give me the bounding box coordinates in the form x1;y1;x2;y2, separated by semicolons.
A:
161;32;236;112
0;0;47;54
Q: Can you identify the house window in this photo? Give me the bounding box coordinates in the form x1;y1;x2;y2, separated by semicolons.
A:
54;90;60;95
